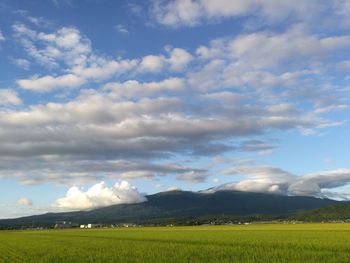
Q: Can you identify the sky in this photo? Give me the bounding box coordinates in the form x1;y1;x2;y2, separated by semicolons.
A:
0;0;350;219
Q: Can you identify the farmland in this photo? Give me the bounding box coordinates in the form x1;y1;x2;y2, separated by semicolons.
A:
1;224;350;263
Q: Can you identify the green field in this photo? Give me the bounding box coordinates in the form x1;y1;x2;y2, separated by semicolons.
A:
1;224;350;262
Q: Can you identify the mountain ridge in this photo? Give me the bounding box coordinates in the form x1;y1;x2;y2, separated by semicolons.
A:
0;190;340;228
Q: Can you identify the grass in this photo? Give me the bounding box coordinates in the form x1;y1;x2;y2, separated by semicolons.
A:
1;224;350;262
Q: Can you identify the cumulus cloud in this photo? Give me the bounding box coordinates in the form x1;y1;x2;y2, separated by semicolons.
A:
139;55;165;72
166;47;192;71
138;47;192;73
13;24;191;91
12;24;138;91
70;59;138;81
12;24;91;68
17;74;86;92
0;89;22;106
17;197;33;206
213;163;350;199
52;181;146;211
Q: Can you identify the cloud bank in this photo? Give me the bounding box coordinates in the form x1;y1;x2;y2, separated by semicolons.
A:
0;20;347;188
52;166;350;212
212;163;350;199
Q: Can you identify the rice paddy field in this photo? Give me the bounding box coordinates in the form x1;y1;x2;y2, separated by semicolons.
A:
1;223;350;263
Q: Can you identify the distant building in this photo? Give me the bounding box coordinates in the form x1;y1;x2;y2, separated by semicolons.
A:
54;221;78;229
122;223;137;228
79;223;101;229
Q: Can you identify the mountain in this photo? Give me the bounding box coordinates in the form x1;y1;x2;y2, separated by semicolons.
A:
296;204;350;222
0;190;340;228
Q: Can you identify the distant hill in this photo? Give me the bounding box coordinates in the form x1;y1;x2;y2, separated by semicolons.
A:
0;190;339;228
296;204;350;222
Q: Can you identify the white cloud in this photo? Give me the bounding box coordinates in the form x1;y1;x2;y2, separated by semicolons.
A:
139;55;165;72
104;77;184;98
289;169;350;197
37;27;91;66
12;24;91;68
12;24;140;91
212;178;220;183
70;59;138;81
0;75;334;186
17;197;33;206
0;89;22;106
17;74;86;92
52;181;146;211
166;47;192;71
314;105;349;113
197;25;350;70
152;0;202;27
166;186;180;191
12;24;135;92
14;10;53;28
214;163;350;199
12;58;30;70
128;3;143;14
151;0;320;27
228;28;350;69
16;60;138;92
114;24;129;34
139;48;192;73
0;29;5;41
3;19;348;190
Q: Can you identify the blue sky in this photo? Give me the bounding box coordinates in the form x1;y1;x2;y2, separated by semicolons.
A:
0;0;350;218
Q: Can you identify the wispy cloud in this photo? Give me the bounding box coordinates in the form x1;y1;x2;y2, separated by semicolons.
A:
0;29;5;41
114;24;129;34
150;0;343;28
